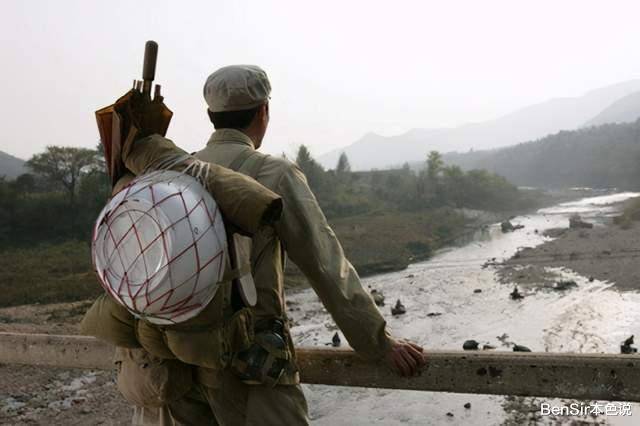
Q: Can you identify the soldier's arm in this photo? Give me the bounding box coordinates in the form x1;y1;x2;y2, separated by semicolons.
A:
274;164;393;360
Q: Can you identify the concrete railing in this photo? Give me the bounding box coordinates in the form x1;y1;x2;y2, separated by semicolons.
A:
1;332;639;402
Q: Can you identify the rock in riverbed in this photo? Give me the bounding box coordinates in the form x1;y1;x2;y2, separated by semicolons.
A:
331;332;341;347
463;340;479;350
621;335;637;354
513;344;532;352
391;299;406;316
510;286;524;300
553;280;577;291
569;214;593;229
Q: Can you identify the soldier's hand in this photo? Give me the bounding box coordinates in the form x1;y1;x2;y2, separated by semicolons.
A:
384;338;425;377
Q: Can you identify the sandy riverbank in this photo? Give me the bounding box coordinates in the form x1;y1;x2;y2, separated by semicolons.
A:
499;199;640;291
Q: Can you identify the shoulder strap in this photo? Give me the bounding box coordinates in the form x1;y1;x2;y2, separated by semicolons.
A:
227;149;268;179
228;149;257;172
225;149;265;310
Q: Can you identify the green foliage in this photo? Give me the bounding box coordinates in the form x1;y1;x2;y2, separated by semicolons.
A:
614;197;640;228
26;146;100;202
445;120;640;189
295;145;325;191
0;143;534;302
0;146;110;246
336;152;351;174
0;241;100;307
1;142;531;251
426;151;444;181
291;144;531;218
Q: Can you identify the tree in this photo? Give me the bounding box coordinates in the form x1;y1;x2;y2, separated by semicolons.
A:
336;152;352;174
27;146;100;235
12;173;36;194
26;146;99;206
295;145;314;170
426;151;444;181
295;145;326;193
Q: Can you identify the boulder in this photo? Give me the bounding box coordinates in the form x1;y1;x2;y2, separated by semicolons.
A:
553;280;578;291
513;344;532;352
569;215;593;229
463;340;479;350
501;221;515;233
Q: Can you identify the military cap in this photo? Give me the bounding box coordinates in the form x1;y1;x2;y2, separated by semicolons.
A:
203;65;271;112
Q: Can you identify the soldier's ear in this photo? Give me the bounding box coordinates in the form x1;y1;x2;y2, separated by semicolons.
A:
259;103;269;124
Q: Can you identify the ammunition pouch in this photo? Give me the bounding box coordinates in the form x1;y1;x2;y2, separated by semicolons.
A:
230;318;290;387
82;284;256;372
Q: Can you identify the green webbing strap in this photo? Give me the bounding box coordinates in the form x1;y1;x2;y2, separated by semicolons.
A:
228;149;257;172
227;148;268;179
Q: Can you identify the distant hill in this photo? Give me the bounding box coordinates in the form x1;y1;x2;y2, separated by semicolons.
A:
443;120;640;189
319;80;640;170
0;150;26;179
583;91;640;127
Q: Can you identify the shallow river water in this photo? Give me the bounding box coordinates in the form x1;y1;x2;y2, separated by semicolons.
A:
287;192;640;425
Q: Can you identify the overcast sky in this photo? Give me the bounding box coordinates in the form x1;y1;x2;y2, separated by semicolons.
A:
3;0;640;160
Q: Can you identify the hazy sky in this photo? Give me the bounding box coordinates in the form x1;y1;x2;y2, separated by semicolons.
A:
3;0;640;160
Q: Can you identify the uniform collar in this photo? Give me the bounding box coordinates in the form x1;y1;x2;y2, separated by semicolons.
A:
207;128;256;149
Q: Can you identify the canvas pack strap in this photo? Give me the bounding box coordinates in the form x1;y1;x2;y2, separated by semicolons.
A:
225;148;266;310
227;148;268;178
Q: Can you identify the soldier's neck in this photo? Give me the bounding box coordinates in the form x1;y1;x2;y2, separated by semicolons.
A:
240;128;262;150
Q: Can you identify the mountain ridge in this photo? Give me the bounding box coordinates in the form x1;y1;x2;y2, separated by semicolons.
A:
583;91;640;127
319;79;640;170
0;150;26;179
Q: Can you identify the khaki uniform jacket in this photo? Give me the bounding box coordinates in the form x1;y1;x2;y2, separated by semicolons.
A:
195;129;392;382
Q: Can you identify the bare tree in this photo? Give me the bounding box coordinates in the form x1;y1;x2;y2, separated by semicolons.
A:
27;146;99;207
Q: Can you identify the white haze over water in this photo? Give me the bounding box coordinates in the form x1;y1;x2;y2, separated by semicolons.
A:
3;1;640;159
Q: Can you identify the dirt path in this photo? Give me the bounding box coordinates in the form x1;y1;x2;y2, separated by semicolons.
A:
0;301;133;425
0;364;131;425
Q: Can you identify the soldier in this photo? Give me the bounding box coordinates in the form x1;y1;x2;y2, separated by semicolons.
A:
192;65;426;424
85;65;426;426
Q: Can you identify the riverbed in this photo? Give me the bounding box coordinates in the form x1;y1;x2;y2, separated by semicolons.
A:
287;192;640;425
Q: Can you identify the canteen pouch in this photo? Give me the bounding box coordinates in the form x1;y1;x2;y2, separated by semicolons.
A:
230;318;290;387
115;347;193;408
